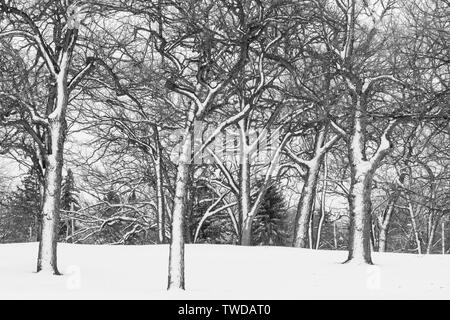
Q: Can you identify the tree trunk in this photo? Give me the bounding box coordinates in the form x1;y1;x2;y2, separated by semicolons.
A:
406;197;422;254
37;72;68;274
333;220;338;249
167;132;192;290
442;219;446;255
308;208;314;249
154;133;166;244
315;153;328;250
240;216;253;246
426;214;438;254
345;103;375;264
293;161;321;248
238;117;252;246
378;202;395;253
239;149;252;246
344;95;387;265
346;172;374;264
378;228;387;253
292;126;333;248
37;133;64;274
167;114;194;290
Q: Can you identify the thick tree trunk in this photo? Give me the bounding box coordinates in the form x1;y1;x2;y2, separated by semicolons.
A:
167;117;194;290
293;161;321;248
345;102;374;264
37;72;69;274
344;95;388;264
37;125;64;274
346;172;374;264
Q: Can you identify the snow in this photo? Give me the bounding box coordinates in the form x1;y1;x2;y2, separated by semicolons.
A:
0;243;450;299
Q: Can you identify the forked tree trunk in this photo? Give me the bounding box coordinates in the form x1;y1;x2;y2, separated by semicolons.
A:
378;172;405;252
378;201;395;253
292;126;339;248
344;90;397;264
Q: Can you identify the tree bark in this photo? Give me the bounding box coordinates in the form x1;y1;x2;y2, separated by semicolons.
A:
345;99;375;264
167;111;194;290
346;170;374;264
37;124;64;274
293;160;321;248
292;126;339;248
315;153;328;250
37;69;70;274
406;196;422;254
378;201;394;253
344;89;397;264
426;213;439;254
333;220;338;249
154;130;166;244
239;132;252;246
378;228;387;253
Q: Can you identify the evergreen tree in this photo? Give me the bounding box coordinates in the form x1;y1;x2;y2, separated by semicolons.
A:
0;170;41;243
61;169;79;211
252;183;289;246
59;169;80;241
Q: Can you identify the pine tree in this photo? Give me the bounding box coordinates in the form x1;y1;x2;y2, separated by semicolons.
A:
0;170;41;242
252;183;289;246
61;169;79;211
59;169;80;242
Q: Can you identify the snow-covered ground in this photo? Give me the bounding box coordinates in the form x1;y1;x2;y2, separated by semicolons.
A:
0;243;449;299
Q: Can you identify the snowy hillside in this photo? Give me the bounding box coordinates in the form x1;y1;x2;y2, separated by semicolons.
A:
0;243;449;299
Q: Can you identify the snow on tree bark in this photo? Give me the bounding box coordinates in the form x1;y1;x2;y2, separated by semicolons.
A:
37;61;71;274
168;107;196;290
154;131;166;244
293;161;321;248
291;126;339;248
238;118;252;246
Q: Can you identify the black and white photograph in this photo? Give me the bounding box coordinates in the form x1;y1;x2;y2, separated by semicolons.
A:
0;0;449;303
